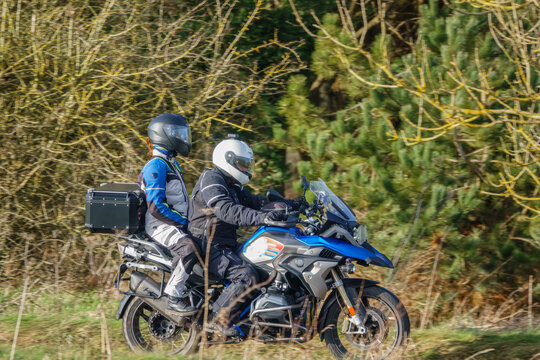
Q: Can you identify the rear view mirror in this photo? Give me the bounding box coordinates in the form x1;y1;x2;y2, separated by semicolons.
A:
301;175;309;192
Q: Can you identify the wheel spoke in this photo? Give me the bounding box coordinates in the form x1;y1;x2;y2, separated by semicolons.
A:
124;299;198;355
328;288;407;360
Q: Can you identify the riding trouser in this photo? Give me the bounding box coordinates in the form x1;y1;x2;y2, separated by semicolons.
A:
195;238;259;322
150;225;201;297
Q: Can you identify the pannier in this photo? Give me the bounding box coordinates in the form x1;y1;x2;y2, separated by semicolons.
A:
85;182;146;234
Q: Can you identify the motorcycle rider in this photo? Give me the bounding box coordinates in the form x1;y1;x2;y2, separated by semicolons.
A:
188;134;300;335
138;113;201;314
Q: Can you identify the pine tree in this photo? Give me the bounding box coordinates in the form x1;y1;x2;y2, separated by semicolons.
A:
277;0;539;321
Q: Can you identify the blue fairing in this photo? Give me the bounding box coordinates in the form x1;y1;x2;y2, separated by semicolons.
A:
240;226;394;268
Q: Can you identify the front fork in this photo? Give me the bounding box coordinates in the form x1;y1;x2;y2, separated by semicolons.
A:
330;269;366;331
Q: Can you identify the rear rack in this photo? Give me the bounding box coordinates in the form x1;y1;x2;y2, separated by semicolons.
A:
113;234;170;299
116;234;172;262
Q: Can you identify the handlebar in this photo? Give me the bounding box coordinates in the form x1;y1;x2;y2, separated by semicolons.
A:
264;216;301;228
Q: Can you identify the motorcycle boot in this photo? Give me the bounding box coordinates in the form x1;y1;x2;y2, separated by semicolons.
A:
167;295;197;314
164;260;196;314
206;308;240;338
206;322;239;338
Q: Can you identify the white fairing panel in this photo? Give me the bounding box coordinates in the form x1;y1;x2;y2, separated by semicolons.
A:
242;236;284;267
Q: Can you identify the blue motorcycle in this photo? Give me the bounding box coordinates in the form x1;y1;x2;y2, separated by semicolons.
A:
114;176;410;359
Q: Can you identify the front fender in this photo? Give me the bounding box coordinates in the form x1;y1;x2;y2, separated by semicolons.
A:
317;278;379;340
116;294;134;320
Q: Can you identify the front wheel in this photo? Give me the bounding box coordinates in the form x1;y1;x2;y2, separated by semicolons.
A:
122;297;200;355
323;285;410;359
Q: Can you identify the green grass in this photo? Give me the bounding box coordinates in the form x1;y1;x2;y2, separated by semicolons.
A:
410;326;540;360
0;289;538;359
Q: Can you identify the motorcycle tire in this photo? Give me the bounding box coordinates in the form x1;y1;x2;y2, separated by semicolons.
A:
122;297;200;355
323;285;410;360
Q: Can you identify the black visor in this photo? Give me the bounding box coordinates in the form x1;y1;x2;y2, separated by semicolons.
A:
225;151;253;175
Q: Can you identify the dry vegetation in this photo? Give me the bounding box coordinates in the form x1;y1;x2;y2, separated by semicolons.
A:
0;288;539;360
0;0;303;286
0;0;538;358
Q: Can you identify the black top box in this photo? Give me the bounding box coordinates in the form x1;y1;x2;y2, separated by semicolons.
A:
85;182;147;234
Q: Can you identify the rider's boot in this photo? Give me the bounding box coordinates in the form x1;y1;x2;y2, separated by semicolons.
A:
206;322;239;337
206;310;239;337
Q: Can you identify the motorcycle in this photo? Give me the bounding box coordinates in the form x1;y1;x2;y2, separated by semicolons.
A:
113;176;410;359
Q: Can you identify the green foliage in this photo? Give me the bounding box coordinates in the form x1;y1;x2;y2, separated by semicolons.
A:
1;0;537;327
276;0;539;321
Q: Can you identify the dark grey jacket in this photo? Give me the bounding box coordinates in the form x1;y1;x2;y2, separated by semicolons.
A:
188;168;268;247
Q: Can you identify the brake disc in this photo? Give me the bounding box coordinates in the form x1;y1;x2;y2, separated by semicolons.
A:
343;307;389;350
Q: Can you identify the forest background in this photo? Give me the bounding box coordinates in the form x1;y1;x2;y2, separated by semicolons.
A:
0;0;539;358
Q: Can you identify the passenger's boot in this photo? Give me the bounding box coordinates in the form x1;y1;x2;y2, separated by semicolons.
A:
167;295;197;314
164;262;196;314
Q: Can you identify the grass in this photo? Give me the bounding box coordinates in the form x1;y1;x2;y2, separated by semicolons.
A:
0;288;538;360
409;327;540;360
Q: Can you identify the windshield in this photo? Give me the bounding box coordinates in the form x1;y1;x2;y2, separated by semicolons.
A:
309;179;357;222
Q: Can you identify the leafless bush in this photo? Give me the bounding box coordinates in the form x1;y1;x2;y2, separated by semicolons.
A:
0;0;303;287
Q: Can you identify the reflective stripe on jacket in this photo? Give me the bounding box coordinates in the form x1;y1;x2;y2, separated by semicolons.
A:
188;167;268;247
138;148;189;238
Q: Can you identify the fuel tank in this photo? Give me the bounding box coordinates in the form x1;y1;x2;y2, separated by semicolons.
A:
239;227;306;267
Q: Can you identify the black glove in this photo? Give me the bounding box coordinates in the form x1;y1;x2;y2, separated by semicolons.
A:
264;210;288;223
293;198;306;210
284;197;305;211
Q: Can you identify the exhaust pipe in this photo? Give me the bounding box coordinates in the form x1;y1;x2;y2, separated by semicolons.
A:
129;271;189;326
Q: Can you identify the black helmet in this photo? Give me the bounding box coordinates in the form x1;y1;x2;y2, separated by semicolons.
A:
148;113;191;157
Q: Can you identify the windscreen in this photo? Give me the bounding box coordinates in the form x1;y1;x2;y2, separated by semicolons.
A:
309;179;357;222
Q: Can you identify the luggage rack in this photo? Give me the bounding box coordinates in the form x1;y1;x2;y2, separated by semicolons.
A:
113;233;170;299
116;233;173;262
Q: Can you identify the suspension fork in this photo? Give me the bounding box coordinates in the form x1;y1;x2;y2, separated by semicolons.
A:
330;269;366;327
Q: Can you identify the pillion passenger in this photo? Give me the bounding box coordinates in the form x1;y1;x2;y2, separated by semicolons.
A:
138;113;201;314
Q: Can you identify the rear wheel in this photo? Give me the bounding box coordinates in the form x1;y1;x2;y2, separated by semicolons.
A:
122;297;200;354
323;285;409;359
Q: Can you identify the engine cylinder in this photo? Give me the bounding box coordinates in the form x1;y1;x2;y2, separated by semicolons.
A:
253;289;289;320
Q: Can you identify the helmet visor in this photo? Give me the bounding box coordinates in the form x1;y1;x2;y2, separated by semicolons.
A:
163;124;191;144
234;156;253;173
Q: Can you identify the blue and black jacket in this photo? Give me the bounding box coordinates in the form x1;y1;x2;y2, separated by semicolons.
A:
138;147;189;233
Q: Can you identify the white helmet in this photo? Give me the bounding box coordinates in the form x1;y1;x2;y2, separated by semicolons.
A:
213;135;254;185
